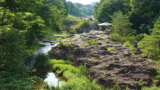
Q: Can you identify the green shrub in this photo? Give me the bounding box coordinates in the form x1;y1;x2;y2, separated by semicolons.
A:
109;33;122;42
141;84;160;90
57;38;72;49
125;36;136;43
35;53;50;65
124;41;130;47
89;39;97;45
135;34;144;41
124;41;135;51
73;19;91;33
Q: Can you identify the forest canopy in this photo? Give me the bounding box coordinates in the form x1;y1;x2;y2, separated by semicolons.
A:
0;0;69;89
68;1;94;16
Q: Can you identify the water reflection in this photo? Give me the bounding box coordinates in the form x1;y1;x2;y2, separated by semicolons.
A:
31;67;65;89
44;72;64;86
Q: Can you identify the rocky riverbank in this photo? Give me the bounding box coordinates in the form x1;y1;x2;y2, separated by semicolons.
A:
49;30;158;89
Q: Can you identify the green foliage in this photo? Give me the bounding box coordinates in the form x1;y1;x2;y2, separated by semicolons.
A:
0;29;32;89
93;0;130;23
125;36;136;43
46;37;57;40
93;0;160;34
106;47;114;51
111;11;133;37
135;79;143;84
141;84;160;90
0;0;69;89
68;14;77;19
73;19;91;33
89;39;97;45
109;33;122;42
124;41;135;51
45;59;104;90
90;58;95;61
68;1;93;16
106;65;109;68
139;16;160;59
0;28;43;89
57;38;72;49
26;42;45;51
35;53;50;65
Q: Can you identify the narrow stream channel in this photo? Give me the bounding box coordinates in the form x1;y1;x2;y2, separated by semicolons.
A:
29;41;65;89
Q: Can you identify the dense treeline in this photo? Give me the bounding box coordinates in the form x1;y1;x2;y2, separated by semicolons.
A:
93;0;160;34
68;1;94;16
0;0;68;89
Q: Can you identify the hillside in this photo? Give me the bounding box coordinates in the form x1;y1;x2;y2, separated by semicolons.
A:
90;1;97;6
68;1;94;16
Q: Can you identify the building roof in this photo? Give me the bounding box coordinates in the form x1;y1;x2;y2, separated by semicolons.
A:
98;22;112;26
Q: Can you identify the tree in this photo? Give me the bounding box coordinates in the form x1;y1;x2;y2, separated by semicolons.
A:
139;16;160;59
111;11;133;37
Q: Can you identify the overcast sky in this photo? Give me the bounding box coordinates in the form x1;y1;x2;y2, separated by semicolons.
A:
67;0;100;5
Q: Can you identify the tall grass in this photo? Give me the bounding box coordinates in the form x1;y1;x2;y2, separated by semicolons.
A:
42;59;105;90
35;53;50;65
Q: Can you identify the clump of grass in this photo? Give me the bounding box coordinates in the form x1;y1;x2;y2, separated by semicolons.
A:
132;53;135;56
90;58;94;61
80;42;85;48
109;33;122;42
146;62;148;66
89;39;97;45
130;45;135;51
135;79;143;84
35;53;50;65
112;58;115;61
106;65;109;68
141;84;160;90
67;54;74;60
124;41;135;51
106;47;114;51
102;43;106;47
57;38;72;49
46;37;57;40
45;59;104;90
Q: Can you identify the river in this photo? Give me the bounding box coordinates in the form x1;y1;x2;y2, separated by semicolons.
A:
26;41;64;89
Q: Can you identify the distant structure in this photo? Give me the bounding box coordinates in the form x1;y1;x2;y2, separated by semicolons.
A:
98;22;112;26
98;22;112;35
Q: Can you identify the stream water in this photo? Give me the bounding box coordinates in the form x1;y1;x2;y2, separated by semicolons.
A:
27;41;64;89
